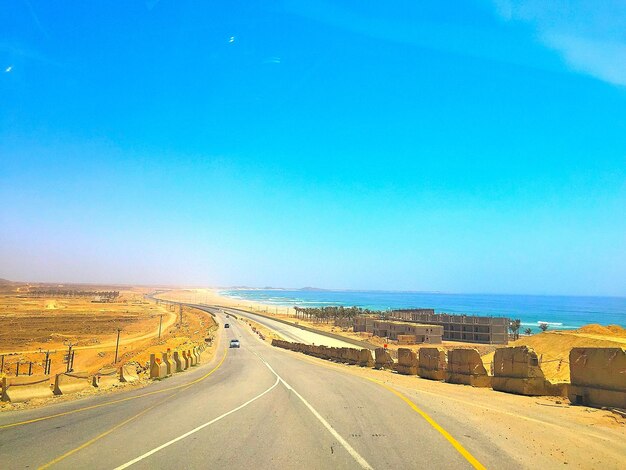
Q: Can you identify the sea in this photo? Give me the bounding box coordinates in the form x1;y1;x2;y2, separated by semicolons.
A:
218;289;626;332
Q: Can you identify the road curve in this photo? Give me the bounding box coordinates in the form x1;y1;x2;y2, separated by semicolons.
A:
2;306;622;469
209;305;364;349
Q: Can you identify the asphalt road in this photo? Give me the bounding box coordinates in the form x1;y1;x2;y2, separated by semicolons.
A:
211;305;365;348
0;307;510;469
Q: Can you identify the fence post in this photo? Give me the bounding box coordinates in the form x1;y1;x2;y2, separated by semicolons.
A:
28;362;33;376
16;361;20;376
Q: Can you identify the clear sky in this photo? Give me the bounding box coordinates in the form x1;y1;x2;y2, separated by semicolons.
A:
1;1;625;296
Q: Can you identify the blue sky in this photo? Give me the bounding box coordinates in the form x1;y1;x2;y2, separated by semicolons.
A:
1;1;625;296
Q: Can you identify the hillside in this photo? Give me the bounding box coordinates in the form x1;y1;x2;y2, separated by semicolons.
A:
482;324;626;382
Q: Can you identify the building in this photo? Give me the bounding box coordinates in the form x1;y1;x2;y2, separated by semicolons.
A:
354;316;443;344
353;316;377;333
389;310;509;344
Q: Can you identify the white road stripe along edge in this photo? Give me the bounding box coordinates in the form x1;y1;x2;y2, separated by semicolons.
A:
114;348;373;470
260;356;374;470
113;375;280;470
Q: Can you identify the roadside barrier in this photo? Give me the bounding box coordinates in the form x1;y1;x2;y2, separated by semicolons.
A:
149;354;168;379
188;349;197;367
272;339;626;406
173;351;184;372
272;340;374;368
492;346;562;396
1;375;53;403
446;349;491;388
395;348;419;375
358;349;374;367
54;371;92;395
119;364;139;383
374;348;395;370
183;351;191;369
568;347;626;409
161;352;174;376
193;347;201;364
93;367;121;388
418;348;447;381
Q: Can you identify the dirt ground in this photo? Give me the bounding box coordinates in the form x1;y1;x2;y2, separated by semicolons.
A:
0;286;216;381
0;293;218;412
482;325;626;382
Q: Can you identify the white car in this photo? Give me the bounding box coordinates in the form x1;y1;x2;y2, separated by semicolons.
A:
229;339;240;348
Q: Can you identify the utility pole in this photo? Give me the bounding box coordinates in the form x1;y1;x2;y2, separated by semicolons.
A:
158;314;163;339
64;342;75;373
179;305;183;326
44;350;50;375
114;328;121;363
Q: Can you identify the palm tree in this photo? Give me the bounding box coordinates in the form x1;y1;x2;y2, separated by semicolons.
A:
510;319;521;340
524;327;532;335
539;323;549;332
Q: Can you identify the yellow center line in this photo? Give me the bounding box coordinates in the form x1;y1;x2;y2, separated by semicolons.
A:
364;377;487;470
263;344;487;469
37;385;192;470
1;347;228;430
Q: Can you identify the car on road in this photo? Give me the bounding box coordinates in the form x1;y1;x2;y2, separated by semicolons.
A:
224;323;230;328
229;339;240;348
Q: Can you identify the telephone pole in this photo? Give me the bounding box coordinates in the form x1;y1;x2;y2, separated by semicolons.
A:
114;328;121;363
158;314;163;338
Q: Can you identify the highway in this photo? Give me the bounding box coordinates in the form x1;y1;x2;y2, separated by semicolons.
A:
1;306;624;469
204;305;366;348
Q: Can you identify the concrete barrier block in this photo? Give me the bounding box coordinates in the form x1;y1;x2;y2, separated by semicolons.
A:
93;367;121;388
149;354;168;379
183;351;190;369
492;346;552;396
374;348;395;370
272;339;293;350
568;348;626;408
188;349;197;366
395;348;419;375
2;375;53;403
418;347;447;380
172;351;184;372
54;371;92;395
119;364;139;382
194;347;201;364
446;349;491;388
161;352;174;376
358;349;374;367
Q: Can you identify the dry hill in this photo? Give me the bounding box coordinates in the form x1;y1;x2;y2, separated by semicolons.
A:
482;324;626;382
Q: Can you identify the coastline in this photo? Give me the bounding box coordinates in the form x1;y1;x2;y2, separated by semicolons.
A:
217;287;626;331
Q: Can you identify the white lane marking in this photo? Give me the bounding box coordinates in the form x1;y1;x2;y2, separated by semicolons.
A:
252;352;374;470
113;376;280;469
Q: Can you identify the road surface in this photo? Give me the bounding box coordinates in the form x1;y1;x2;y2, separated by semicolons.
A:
0;306;624;469
208;305;364;349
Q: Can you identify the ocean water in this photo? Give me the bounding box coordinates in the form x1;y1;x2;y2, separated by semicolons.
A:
219;289;626;332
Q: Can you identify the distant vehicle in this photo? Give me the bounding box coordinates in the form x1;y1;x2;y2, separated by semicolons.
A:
225;323;230;328
229;339;240;348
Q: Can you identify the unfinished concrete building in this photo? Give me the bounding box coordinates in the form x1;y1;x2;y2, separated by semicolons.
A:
389;310;509;344
354;317;443;344
353;316;377;334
